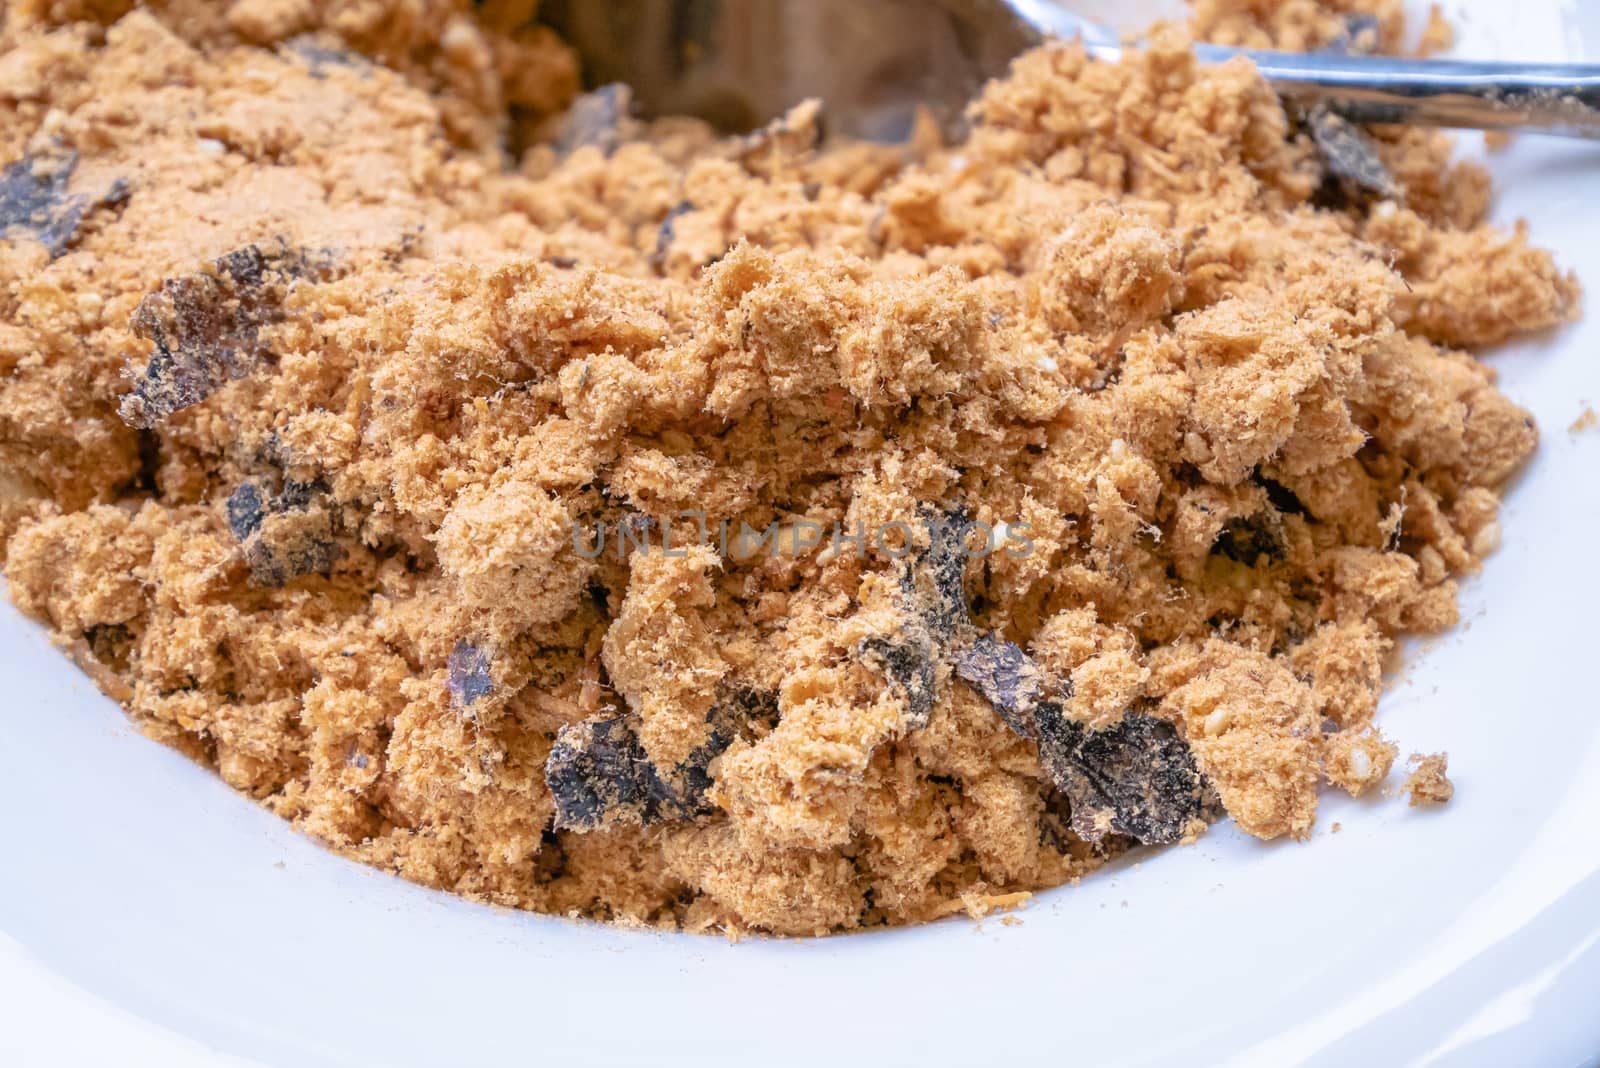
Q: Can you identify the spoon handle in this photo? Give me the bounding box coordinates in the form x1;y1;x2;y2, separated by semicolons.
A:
1085;41;1600;139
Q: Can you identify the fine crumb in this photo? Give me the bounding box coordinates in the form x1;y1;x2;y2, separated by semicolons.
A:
1571;407;1597;434
0;0;1574;936
1404;752;1455;806
932;890;1033;922
1331;822;1342;833
1415;5;1455;58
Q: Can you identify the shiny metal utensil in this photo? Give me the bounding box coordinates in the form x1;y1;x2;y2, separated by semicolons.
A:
540;0;1600;142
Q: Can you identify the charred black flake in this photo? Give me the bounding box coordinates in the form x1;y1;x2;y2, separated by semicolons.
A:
0;149;127;258
119;245;304;429
447;641;494;707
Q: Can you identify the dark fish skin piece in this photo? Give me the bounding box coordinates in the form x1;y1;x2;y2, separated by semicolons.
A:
1308;105;1402;201
951;632;1062;737
670;688;779;811
546;689;777;831
118;245;300;429
649;199;693;271
852;506;973;729
284;35;368;77
447;641;495;708
277;478;320;510
735;100;825;166
674;732;727;812
226;481;267;541
551;500;1208;842
1039;708;1207;846
240;509;339;586
1213;513;1287;567
0;149;128;258
1296;16;1397;207
858;635;940;729
908;507;975;642
954;632;1205;845
554;84;634;156
224;475;338;586
1325;14;1381;56
854;505;1210;846
547;714;680;831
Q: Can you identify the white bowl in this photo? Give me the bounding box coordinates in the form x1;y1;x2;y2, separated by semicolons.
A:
3;1;1598;1064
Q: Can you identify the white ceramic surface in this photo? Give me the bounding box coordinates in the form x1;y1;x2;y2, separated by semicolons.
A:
3;2;1598;1065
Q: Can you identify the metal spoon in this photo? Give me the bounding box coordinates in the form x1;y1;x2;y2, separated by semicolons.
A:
540;0;1600;142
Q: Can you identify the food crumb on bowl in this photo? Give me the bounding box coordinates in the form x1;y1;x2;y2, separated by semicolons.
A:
1404;752;1455;807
